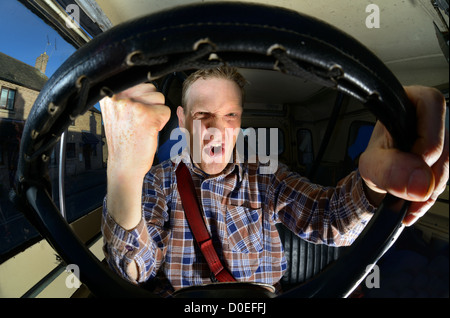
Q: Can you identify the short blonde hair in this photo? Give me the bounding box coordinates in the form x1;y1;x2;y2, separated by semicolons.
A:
181;66;247;110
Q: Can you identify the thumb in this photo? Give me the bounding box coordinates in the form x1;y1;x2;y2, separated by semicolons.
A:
360;148;435;202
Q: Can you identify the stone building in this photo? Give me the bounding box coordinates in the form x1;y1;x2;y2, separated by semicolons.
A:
0;51;104;190
0;51;48;190
64;107;104;176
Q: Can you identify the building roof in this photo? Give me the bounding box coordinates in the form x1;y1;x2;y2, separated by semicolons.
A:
0;52;48;91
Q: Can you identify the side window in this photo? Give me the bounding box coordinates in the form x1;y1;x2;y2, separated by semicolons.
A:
297;129;314;165
344;121;375;174
1;0;74;256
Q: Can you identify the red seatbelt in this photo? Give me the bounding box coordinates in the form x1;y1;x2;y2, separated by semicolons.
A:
175;162;236;282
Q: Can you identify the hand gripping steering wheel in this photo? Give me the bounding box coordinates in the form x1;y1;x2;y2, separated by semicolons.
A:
13;2;416;298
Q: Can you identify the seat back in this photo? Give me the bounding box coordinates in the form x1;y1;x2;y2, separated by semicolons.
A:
276;224;346;291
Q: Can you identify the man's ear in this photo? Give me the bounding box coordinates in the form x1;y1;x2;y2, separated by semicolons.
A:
176;106;185;128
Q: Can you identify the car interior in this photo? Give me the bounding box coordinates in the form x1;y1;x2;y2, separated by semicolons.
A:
0;0;448;299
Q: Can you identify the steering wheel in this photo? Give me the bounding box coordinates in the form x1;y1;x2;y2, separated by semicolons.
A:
13;2;416;298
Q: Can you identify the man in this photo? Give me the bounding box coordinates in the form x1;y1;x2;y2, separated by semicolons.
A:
100;66;448;296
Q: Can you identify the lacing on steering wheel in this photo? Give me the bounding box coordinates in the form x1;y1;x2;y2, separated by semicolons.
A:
71;75;91;120
269;47;344;89
126;41;222;82
24;74;92;163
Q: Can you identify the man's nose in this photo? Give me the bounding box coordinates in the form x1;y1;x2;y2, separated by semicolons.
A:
206;117;226;136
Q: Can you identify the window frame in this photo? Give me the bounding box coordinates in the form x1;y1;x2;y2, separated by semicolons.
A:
0;86;16;111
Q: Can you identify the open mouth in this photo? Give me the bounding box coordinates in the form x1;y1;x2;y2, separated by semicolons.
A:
205;143;224;158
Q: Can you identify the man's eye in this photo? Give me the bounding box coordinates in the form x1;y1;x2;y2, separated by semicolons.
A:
195;112;208;118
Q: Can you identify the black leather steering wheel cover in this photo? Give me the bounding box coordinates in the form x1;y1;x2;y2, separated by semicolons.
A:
14;2;415;298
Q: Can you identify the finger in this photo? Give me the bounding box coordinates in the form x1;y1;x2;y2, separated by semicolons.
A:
99;96;115;129
131;90;165;106
142;103;172;132
361;147;435;202
100;84;157;109
404;86;446;166
404;129;449;226
115;83;158;100
403;197;437;227
99;97;106;113
432;128;450;196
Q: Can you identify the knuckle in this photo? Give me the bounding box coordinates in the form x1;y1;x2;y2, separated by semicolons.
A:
427;87;446;110
154;91;165;104
144;82;158;91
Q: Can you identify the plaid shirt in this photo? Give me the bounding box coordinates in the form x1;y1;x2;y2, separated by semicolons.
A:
102;149;375;296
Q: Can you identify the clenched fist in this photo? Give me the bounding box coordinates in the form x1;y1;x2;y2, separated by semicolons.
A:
100;83;171;230
101;83;171;178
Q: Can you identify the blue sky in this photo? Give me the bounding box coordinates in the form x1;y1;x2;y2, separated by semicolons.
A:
0;0;77;78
